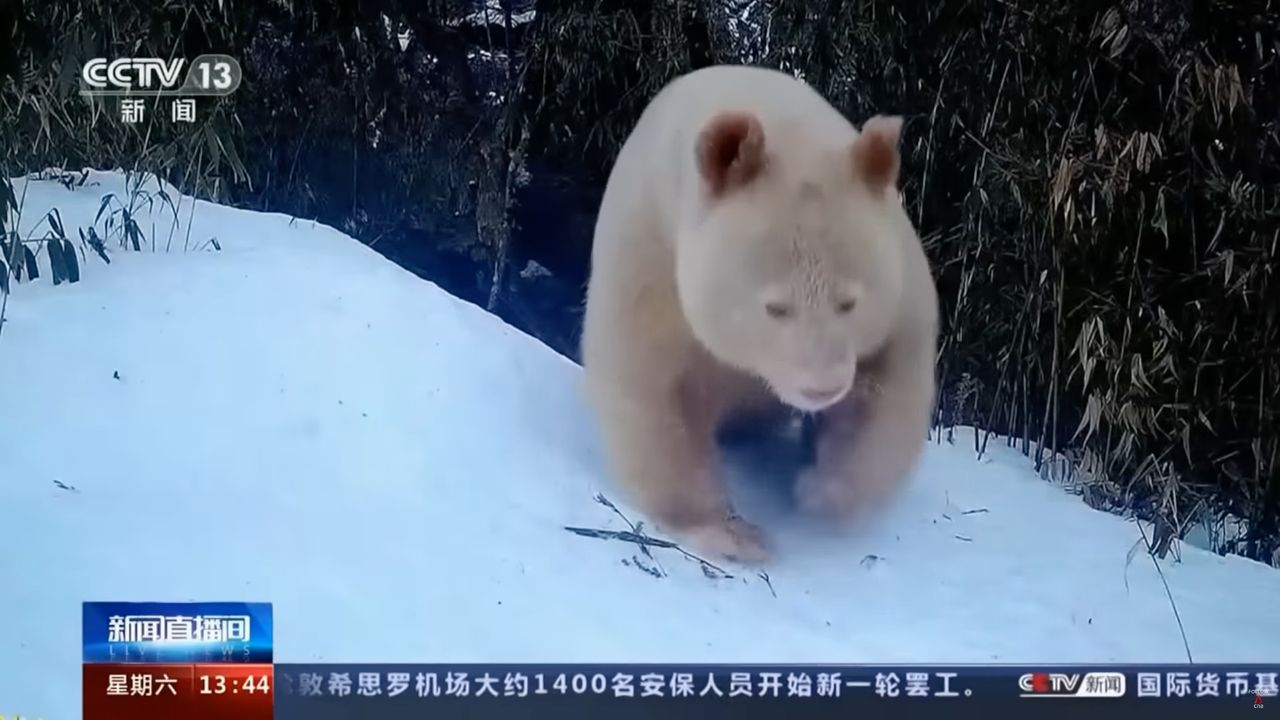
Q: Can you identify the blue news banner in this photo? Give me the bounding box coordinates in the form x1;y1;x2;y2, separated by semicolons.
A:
83;601;275;720
82;602;1276;719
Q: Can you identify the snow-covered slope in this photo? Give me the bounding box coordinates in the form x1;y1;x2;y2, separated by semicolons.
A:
1;170;1277;719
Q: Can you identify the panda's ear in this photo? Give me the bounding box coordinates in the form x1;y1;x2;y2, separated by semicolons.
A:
851;114;903;193
696;111;766;198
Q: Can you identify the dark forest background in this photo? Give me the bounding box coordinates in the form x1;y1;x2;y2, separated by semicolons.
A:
1;0;1277;565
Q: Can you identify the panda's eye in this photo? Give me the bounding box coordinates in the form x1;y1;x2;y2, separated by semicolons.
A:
765;302;792;319
835;298;856;315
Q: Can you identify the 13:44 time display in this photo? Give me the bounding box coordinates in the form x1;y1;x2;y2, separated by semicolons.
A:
199;673;271;694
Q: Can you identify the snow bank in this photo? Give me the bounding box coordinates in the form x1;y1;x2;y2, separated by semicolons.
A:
1;170;1276;719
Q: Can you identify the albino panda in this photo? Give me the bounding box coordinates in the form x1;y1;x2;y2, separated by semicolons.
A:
580;64;940;564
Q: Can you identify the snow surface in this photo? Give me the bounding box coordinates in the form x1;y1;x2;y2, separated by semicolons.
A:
1;170;1278;717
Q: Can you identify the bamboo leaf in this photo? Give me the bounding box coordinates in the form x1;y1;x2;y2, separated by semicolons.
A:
22;245;39;281
49;237;67;285
63;238;81;282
